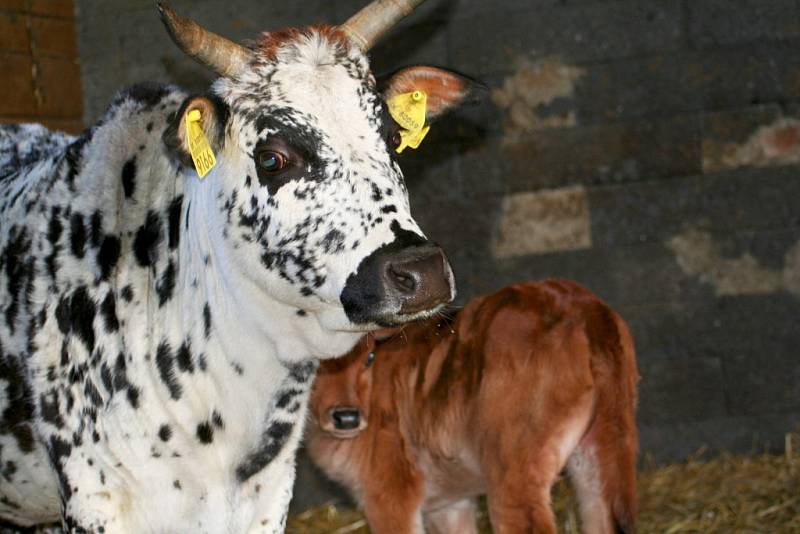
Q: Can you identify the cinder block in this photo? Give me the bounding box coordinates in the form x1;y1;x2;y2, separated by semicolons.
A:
491;186;591;258
0;0;25;12
31;16;77;58
458;114;701;198
637;356;727;424
639;413;800;463
450;0;683;76
30;0;73;18
0;12;28;53
37;56;82;117
589;166;800;249
686;0;800;49
0;53;37;116
702;107;800;173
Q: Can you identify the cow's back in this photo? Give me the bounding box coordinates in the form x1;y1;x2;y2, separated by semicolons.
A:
0;124;77;525
0;124;73;181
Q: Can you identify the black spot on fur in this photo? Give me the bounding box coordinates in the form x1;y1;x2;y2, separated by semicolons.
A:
67;286;96;353
2;461;17;482
167;196;182;250
69;213;87;259
133;211;162;267
63;133;89;188
370;183;383;201
3;227;33;332
39;391;63;428
97;235;121;280
275;389;301;410
45;207;63;280
236;420;294;482
156;260;176;306
121;285;134;302
122;157;136;198
127;386;140;409
89;211;103;247
203;303;211;339
48;435;73;501
212;411;224;428
288;361;317;383
196;421;213;444
0;353;36;452
158;424;172;442
100;292;119;332
176;341;193;373
100;363;113;395
155;341;181;400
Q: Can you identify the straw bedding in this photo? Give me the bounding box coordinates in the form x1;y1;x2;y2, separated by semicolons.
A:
287;431;800;533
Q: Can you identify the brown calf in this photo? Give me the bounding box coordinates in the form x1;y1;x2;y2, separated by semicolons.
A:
307;279;640;534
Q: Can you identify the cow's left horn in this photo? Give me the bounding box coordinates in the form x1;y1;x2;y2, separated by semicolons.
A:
340;0;426;51
158;3;254;78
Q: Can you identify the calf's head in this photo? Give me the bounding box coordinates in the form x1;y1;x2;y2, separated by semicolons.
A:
310;335;378;438
159;2;483;338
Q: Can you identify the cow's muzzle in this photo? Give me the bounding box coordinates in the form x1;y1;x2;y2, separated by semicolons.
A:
340;225;455;326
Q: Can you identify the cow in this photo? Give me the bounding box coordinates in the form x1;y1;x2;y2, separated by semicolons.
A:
0;0;485;531
307;279;640;534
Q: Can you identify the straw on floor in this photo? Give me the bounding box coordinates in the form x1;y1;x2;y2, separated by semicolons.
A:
287;431;800;533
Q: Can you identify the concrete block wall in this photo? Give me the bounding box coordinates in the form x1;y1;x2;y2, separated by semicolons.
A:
72;0;800;510
0;0;82;133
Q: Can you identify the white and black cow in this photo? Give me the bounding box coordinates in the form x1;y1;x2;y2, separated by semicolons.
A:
0;1;483;532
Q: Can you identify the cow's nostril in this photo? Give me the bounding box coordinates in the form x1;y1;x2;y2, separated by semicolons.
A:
331;408;361;430
388;266;416;293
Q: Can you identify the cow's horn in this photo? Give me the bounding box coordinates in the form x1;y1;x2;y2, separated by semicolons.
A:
340;0;426;51
158;3;254;78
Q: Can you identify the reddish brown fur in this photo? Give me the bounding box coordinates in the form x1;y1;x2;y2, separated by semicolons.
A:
383;65;476;119
256;25;352;61
307;279;640;534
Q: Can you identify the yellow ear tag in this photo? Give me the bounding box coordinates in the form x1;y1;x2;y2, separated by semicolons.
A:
185;109;216;178
387;90;430;153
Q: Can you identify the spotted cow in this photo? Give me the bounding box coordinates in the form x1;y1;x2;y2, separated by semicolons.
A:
0;1;483;532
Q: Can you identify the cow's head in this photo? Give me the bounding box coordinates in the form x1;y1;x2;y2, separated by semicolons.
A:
310;334;378;438
159;2;482;341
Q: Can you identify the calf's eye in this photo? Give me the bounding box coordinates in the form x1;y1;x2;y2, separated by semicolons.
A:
257;151;287;173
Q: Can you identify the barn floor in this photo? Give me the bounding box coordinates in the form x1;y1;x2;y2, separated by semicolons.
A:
287;431;799;533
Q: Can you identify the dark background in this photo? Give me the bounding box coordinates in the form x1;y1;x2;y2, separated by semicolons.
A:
5;0;798;512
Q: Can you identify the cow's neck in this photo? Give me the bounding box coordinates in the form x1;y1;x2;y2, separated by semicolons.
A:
177;172;299;385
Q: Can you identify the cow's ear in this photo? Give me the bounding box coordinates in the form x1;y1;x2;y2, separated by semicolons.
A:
381;66;486;121
163;94;229;170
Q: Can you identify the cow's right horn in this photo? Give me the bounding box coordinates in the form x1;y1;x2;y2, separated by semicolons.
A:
158;3;254;78
340;0;426;51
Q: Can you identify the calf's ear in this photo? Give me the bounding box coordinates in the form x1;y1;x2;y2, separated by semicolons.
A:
163;94;230;170
380;65;486;120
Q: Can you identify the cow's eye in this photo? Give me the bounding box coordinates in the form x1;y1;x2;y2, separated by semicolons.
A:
389;130;402;150
257;151;287;173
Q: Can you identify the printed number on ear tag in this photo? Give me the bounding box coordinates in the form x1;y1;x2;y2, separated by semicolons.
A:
387;91;431;154
186;109;217;178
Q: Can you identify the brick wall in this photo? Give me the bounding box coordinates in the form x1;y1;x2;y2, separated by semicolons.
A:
73;0;800;510
0;0;82;133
